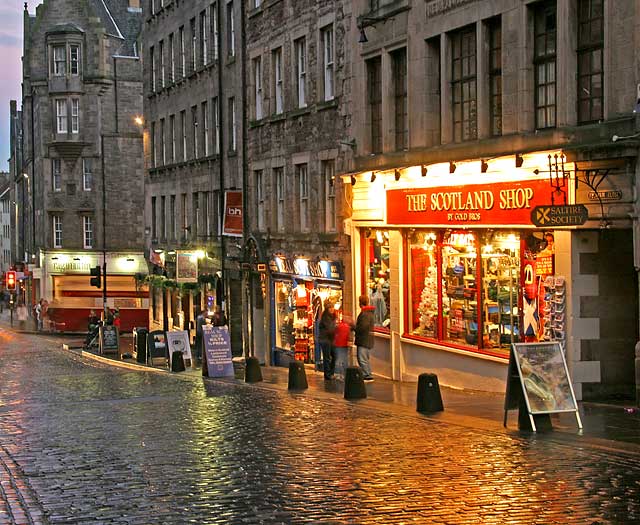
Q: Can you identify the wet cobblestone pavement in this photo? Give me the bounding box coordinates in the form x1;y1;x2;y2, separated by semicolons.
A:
1;328;640;524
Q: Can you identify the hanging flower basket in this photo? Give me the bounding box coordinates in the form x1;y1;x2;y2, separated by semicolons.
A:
197;274;217;286
180;281;201;294
162;279;179;290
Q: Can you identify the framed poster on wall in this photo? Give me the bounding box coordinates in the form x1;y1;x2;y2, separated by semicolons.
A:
176;251;198;282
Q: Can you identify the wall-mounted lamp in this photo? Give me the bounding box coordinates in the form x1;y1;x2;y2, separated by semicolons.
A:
480;160;488;173
370;172;377;183
449;161;457;174
515;153;524;168
421;165;428;177
350;175;357;186
357;14;393;44
394;169;401;181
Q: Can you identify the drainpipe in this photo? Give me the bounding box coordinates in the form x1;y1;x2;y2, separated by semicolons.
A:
240;0;251;358
216;0;226;314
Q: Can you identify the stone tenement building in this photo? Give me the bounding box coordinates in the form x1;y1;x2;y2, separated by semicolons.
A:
20;0;146;331
142;0;245;354
244;1;354;366
344;0;640;402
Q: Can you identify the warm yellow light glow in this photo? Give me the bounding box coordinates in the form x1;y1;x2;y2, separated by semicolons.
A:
194;250;206;260
352;150;568;189
134;116;144;126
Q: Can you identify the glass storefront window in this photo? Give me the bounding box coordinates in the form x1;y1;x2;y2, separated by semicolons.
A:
408;231;439;337
407;229;554;358
442;231;479;348
363;229;391;329
275;281;295;351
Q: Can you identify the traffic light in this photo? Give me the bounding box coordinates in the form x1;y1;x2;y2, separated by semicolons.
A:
90;265;102;288
5;271;16;291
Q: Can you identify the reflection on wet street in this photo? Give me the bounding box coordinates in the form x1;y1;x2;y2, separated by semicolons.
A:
1;329;639;524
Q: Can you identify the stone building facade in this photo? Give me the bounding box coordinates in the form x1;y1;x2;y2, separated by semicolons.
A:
345;0;640;401
142;0;245;354
243;0;355;367
21;0;146;331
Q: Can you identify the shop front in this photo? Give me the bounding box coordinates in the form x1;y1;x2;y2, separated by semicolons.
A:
269;255;344;368
42;251;148;332
348;151;631;394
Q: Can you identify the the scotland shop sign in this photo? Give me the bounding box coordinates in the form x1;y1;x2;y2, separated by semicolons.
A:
387;179;554;226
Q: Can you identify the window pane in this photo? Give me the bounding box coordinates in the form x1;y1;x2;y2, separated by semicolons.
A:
363;229;390;329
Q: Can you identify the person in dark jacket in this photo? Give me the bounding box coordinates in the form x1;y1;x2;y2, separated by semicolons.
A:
318;299;337;380
355;295;376;381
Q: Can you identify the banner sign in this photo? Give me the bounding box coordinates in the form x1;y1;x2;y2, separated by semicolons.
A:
223;190;243;237
166;330;192;361
203;325;234;377
176;251;198;282
387;179;553;226
268;257;344;280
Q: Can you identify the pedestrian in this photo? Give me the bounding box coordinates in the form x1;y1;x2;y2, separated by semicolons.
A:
17;301;28;330
355;295;376;382
333;314;353;381
113;310;121;330
105;308;115;325
33;299;43;331
318;299;337;380
211;305;226;327
194;308;206;364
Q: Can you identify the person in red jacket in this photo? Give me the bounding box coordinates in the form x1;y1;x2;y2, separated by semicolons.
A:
333;314;353;380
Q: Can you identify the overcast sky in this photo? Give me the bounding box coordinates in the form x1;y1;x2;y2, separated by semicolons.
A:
0;1;43;173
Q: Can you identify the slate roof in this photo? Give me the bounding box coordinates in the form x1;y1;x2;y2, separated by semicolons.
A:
89;0;142;56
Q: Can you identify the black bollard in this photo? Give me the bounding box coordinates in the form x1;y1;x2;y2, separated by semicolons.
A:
288;360;308;390
171;351;186;372
416;373;444;413
344;367;367;400
245;356;263;383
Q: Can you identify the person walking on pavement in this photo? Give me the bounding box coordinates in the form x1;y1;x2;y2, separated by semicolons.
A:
16;301;28;330
355;295;376;382
194;308;206;364
33;299;43;331
333;314;352;381
318;299;337;380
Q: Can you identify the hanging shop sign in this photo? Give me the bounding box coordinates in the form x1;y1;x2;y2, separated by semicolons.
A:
530;204;588;227
268;257;344;280
223;190;243;237
387;179;553;226
175;251;198;282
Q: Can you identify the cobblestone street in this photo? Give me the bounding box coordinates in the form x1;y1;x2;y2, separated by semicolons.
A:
1;328;640;524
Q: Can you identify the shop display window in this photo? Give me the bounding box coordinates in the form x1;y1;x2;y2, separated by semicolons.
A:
274;280;342;363
275;281;295;351
363;229;391;329
407;229;555;358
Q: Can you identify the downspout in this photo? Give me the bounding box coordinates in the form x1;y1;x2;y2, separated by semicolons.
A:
216;0;226;313
240;0;251;357
113;57;119;133
30;87;35;258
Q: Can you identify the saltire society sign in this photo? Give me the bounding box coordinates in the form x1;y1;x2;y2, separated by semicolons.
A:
386;179;554;226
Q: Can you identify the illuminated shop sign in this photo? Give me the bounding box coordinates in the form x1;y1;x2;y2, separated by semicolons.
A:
269;257;343;280
387;179;553;226
47;253;144;274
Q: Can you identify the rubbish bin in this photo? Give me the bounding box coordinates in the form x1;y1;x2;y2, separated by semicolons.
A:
134;327;148;364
